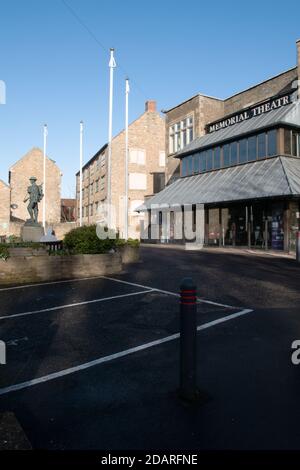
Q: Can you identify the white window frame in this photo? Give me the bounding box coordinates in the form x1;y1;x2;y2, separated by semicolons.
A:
129;172;147;190
168;115;194;153
159;151;166;167
129;148;146;165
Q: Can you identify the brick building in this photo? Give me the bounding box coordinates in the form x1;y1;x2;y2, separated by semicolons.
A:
143;40;300;252
9;147;61;224
76;100;165;238
0;148;63;238
164;67;298;184
0;180;10;237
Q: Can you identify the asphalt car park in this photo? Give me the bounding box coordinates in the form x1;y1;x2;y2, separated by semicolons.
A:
0;246;300;450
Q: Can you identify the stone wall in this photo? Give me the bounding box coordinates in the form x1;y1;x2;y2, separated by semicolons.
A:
5;221;76;241
76;102;165;239
165;95;224;182
0;252;122;286
224;67;298;116
0;180;10;237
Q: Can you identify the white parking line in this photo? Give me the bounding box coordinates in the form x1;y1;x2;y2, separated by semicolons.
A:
0;274;240;309
0;308;253;396
101;276;239;310
0;276;117;292
0;290;153;321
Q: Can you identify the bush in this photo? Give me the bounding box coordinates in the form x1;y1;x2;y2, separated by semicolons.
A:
126;238;140;247
63;225;140;255
64;225;116;254
0;244;9;261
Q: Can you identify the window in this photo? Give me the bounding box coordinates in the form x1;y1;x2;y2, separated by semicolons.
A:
90;184;93;195
153;173;165;193
267;129;277;156
169;115;194;153
95;179;99;192
258;133;266;159
188;155;193;175
101;154;106;166
100;176;105;191
223;144;230;167
214;147;221;169
239;139;247;163
230;142;238;165
90;204;93;216
207;149;213;171
159;151;166;167
129;173;147;190
248;135;257;161
187;117;193;143
96;158;100;170
193;153;200;173
169;126;175;154
130;149;146;165
95;202;98;214
181;119;187;148
175;123;181;151
200;151;207;172
284;129;291;155
292;131;298;156
182;158;188;177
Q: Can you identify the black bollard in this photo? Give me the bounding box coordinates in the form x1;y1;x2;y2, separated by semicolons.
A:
179;277;198;401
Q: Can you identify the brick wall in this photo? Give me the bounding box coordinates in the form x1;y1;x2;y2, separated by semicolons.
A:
76;104;165;239
9;147;61;224
165;95;224;182
224;68;298;115
0;180;10;236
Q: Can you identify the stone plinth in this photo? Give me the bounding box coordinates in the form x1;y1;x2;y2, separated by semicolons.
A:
21;224;44;242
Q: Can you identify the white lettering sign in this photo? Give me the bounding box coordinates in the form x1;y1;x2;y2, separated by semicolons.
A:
208;95;291;133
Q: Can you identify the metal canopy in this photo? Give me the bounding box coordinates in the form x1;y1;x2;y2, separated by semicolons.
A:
176;101;300;157
139;156;300;210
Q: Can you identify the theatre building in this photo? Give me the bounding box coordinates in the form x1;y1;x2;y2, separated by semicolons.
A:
142;40;300;252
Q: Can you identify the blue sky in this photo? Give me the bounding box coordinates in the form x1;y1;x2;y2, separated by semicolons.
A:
0;0;300;196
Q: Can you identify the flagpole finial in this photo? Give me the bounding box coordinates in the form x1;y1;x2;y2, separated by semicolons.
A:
109;48;116;68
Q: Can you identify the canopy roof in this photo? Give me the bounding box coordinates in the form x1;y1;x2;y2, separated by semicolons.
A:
140;156;300;210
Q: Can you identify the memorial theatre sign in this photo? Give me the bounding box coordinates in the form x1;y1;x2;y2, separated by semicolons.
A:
208;94;292;133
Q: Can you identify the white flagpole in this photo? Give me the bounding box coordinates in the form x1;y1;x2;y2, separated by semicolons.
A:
79;121;83;227
42;124;47;229
124;78;130;240
107;48;116;228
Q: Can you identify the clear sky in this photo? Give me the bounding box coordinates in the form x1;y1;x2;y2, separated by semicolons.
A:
0;0;300;197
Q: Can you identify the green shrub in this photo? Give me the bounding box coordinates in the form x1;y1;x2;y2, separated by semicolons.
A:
64;225;116;254
126;238;140;247
0;244;9;261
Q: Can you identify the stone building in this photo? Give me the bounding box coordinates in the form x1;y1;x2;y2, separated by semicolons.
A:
143;39;300;253
9;147;61;224
0;180;10;237
0;147;63;239
164;50;298;184
76;100;165;238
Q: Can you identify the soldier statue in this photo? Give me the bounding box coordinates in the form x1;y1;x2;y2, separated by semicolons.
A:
23;177;44;224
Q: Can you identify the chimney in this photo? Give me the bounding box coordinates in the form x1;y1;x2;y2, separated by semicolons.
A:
297;39;300;98
145;100;156;113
